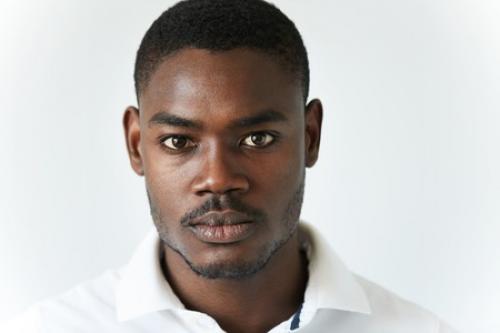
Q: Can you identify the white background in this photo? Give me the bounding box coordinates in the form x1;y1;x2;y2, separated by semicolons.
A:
1;0;498;332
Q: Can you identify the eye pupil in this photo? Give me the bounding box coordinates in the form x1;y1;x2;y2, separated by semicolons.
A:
171;136;186;148
251;133;266;145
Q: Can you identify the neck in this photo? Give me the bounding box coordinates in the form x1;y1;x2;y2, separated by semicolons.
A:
161;229;308;333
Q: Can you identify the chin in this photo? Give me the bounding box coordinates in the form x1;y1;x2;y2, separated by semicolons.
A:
187;254;271;280
182;239;284;280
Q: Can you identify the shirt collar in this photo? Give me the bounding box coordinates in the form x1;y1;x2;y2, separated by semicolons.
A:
300;222;372;315
115;228;184;322
115;221;371;322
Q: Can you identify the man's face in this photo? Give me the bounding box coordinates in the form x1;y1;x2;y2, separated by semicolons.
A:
124;48;322;279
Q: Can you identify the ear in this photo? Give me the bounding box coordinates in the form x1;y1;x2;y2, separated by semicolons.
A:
304;99;323;167
123;106;144;176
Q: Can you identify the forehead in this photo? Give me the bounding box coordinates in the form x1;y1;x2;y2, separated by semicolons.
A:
139;48;303;120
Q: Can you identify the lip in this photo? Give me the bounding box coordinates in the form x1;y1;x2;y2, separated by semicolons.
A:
189;222;256;244
190;210;251;226
188;211;256;244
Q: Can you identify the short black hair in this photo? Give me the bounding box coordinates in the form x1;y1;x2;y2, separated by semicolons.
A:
134;0;310;103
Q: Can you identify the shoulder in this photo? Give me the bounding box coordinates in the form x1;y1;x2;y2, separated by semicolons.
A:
1;269;122;333
354;274;459;333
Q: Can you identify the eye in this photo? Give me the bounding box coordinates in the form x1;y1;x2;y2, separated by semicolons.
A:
241;132;276;148
161;135;195;150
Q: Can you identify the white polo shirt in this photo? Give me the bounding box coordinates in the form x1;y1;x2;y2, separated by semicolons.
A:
2;222;458;332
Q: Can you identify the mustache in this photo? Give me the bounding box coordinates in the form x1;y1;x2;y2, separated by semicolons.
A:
180;196;266;227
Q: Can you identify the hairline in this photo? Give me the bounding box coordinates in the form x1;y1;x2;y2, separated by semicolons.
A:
135;46;308;106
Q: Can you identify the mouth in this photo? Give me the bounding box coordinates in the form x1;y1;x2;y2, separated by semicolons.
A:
188;211;257;244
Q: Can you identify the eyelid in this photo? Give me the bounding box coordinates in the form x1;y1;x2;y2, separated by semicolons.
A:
240;131;278;148
159;134;197;151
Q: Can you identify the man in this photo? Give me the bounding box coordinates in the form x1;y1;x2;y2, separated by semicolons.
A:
3;0;458;332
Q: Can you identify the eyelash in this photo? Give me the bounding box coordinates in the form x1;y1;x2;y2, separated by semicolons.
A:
158;131;279;153
158;135;196;153
239;131;278;148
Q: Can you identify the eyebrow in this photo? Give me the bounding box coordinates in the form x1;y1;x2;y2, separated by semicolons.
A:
148;112;203;129
230;110;288;129
148;109;288;130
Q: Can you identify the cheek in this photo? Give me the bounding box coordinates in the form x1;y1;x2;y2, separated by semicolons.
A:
143;150;194;220
252;138;304;207
270;133;304;180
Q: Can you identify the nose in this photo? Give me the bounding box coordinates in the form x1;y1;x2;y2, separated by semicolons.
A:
191;144;250;196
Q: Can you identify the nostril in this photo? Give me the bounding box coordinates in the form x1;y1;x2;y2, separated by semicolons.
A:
192;172;250;196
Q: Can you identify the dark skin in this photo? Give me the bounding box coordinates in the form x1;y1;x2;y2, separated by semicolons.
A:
123;48;322;333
